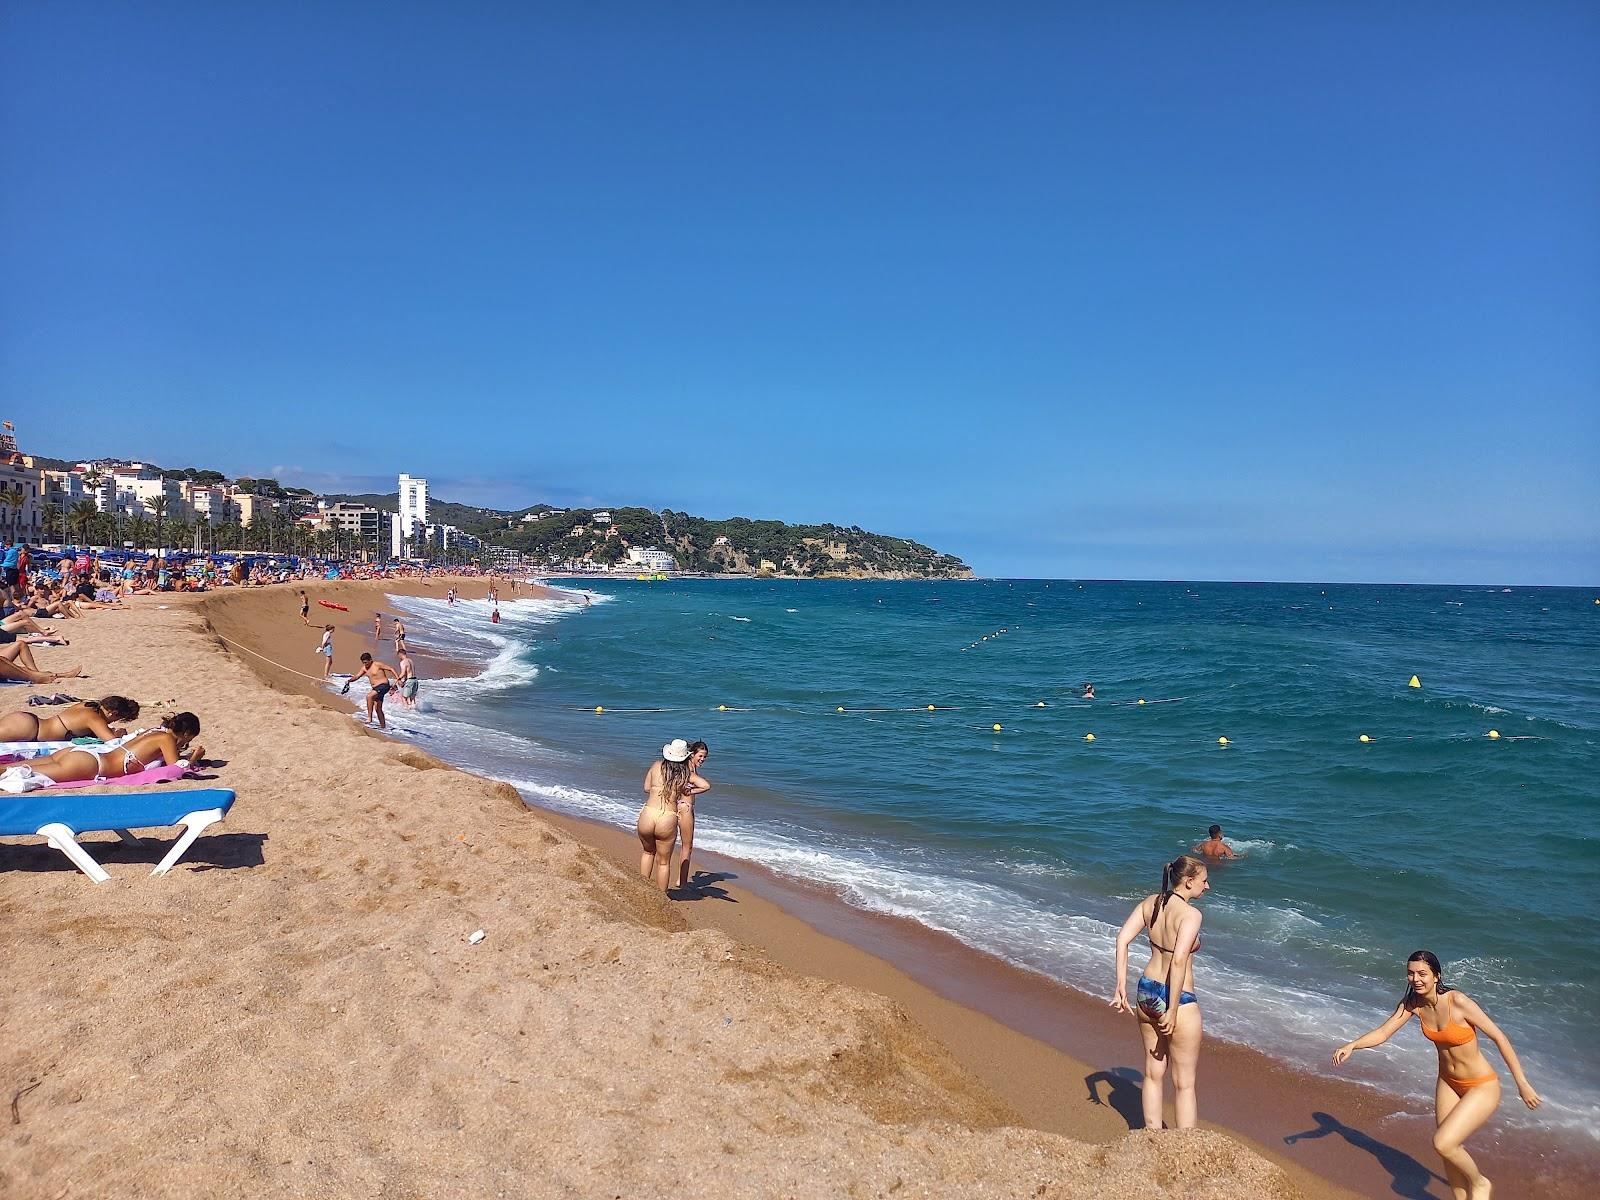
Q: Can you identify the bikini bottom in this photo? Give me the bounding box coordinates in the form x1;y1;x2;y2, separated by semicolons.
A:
1136;976;1197;1020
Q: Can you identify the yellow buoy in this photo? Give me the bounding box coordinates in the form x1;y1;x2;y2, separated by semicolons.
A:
1137;699;1147;706
717;704;728;712
1408;675;1421;689
1034;701;1047;708
836;706;845;713
927;704;936;711
1358;734;1371;744
1084;732;1096;742
594;706;604;714
1487;729;1501;740
992;723;1002;732
1217;736;1229;746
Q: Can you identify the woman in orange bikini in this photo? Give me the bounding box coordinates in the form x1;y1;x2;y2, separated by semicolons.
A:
1333;950;1540;1200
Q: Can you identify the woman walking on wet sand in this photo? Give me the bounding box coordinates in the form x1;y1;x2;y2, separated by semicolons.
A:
1333;950;1540;1200
1110;855;1209;1129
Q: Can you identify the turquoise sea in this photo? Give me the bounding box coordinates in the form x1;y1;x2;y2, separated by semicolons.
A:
380;578;1600;1140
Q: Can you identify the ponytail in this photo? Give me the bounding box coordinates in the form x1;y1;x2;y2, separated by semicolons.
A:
1151;854;1204;928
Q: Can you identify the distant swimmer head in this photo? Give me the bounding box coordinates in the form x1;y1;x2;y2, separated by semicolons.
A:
1082;682;1095;698
1404;950;1451;1003
1208;824;1222;839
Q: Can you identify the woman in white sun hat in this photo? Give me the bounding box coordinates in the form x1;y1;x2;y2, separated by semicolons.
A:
638;739;697;892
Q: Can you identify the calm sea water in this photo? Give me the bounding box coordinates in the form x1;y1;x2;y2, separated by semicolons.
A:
378;579;1600;1139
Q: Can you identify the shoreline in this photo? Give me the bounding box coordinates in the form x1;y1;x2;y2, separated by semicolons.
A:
3;579;1584;1197
228;577;1593;1199
207;578;1597;1197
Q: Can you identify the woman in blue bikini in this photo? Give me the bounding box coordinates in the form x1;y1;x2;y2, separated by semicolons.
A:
1110;854;1209;1129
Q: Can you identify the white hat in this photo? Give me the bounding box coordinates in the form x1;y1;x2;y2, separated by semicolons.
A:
661;739;691;763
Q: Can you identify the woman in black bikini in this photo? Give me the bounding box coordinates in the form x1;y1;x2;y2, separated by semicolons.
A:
0;696;140;744
1333;950;1540;1199
18;712;203;783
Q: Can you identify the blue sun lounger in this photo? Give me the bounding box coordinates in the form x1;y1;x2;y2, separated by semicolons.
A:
0;788;236;883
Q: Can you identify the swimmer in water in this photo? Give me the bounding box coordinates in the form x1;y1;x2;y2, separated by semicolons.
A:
1192;825;1242;860
1082;682;1095;700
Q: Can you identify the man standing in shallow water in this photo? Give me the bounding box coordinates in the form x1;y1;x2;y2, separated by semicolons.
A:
1193;824;1243;859
343;652;401;729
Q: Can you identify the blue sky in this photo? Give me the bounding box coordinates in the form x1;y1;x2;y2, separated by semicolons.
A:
2;3;1595;583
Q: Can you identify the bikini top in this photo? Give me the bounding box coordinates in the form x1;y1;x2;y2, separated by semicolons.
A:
1146;899;1202;955
1417;993;1476;1046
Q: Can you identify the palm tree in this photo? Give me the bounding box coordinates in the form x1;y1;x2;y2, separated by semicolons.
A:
0;490;13;544
150;495;168;550
215;521;243;552
10;485;27;545
41;501;64;546
69;500;99;546
126;516;154;549
169;518;194;552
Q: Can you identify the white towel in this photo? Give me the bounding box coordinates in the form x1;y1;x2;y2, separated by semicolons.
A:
0;765;49;793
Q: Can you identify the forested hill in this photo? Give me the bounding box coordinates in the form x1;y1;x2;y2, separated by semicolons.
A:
326;495;972;579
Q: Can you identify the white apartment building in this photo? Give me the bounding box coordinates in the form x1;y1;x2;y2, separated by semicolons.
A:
185;483;236;526
40;469;88;507
391;472;429;558
626;546;676;572
108;469;189;523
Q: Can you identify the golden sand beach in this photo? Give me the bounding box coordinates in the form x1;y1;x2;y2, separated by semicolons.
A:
1;579;1580;1198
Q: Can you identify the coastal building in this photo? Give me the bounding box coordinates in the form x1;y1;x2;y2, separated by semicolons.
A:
184;483;236;527
592;511;612;525
0;423;42;543
626;546;676;572
391;473;429;558
40;468;89;509
319;502;384;546
713;535;731;547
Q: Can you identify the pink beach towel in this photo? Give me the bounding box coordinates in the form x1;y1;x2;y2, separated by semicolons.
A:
49;764;196;790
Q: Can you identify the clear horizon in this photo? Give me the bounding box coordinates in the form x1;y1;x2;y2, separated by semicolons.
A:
3;4;1596;586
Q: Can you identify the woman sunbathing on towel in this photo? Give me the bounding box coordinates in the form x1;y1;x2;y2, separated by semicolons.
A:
0;641;83;684
21;712;204;783
0;695;140;744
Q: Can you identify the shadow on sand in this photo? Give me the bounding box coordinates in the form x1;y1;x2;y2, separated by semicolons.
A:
669;869;738;903
1284;1110;1448;1200
1084;1066;1145;1129
0;830;267;877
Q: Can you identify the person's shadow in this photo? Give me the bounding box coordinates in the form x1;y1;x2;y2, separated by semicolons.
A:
669;870;737;903
1084;1067;1144;1128
1284;1110;1447;1199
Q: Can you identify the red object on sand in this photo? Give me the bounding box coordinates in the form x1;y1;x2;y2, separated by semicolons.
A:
318;601;349;611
